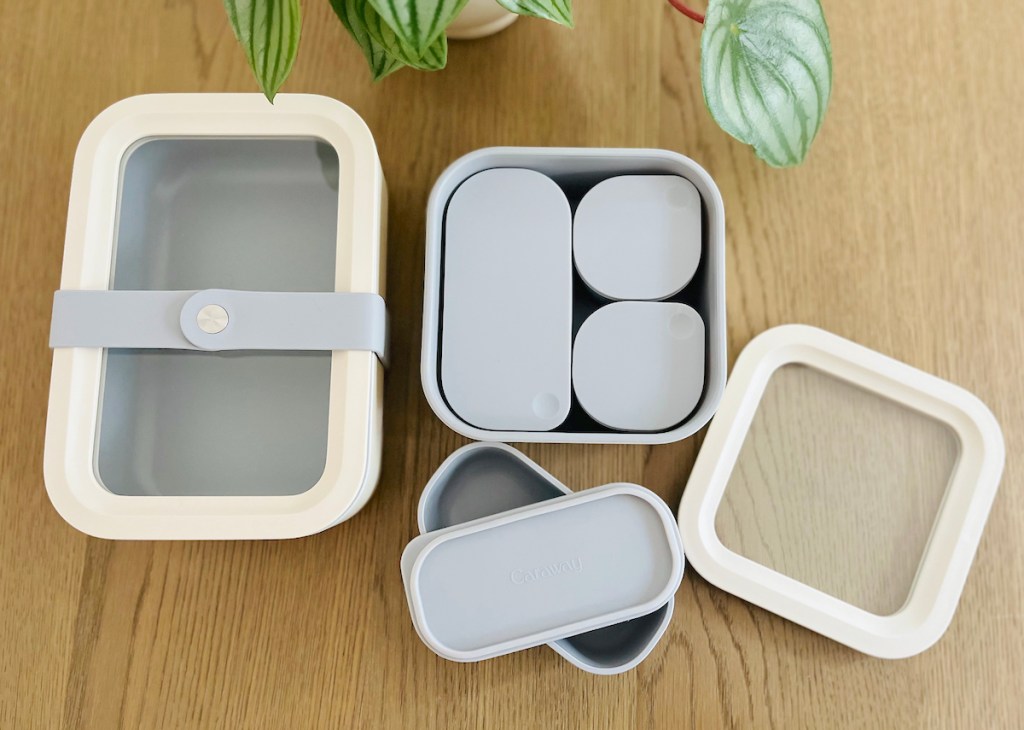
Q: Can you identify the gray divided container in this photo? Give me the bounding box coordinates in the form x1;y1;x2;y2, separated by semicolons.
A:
421;147;726;444
409;443;681;673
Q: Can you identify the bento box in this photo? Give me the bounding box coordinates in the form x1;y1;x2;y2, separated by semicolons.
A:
421;147;726;444
44;94;388;540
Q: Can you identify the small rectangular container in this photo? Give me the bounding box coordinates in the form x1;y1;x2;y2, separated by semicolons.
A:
440;168;573;431
403;481;684;663
44;94;388;540
572;301;705;432
573;175;703;301
417;442;676;674
422;147;726;444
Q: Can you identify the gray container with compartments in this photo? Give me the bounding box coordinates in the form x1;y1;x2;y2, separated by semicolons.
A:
421;147;726;444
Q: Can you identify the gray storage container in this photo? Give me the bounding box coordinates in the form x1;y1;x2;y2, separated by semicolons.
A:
416;442;675;674
422;147;726;444
405;443;683;670
573;301;705;432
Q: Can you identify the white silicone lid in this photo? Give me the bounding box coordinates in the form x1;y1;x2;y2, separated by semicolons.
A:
678;325;1005;658
573;175;702;301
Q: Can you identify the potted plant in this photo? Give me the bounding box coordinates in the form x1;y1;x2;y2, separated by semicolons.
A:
221;0;573;90
446;0;520;39
223;0;833;167
667;0;834;166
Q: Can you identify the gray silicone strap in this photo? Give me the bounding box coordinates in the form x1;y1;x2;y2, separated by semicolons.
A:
50;289;388;364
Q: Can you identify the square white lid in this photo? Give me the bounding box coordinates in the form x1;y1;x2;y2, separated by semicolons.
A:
678;325;1005;658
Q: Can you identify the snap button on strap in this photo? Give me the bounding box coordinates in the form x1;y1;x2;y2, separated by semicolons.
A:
178;289;387;361
195;304;230;334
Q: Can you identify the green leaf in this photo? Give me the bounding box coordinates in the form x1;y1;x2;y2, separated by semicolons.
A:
223;0;301;101
365;0;469;56
495;0;573;27
330;0;408;80
357;0;448;70
701;0;832;167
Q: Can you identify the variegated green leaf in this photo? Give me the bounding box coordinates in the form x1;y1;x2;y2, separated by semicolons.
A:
357;0;448;70
366;0;469;56
495;0;573;27
223;0;301;101
701;0;832;167
330;0;407;80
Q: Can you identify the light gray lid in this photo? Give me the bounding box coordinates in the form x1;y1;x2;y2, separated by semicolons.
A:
421;147;728;445
402;483;684;663
573;301;705;432
414;442;676;675
440;168;572;431
573;175;702;301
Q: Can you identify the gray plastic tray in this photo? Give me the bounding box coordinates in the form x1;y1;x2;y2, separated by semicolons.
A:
97;137;340;497
422;147;726;444
417;442;675;674
403;456;684;665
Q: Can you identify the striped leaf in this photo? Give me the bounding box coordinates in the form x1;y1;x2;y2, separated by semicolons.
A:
701;0;832;167
495;0;573;27
356;0;448;70
223;0;301;101
330;0;408;80
365;0;469;56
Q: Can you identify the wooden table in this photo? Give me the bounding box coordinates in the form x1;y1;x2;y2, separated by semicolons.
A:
2;1;1022;727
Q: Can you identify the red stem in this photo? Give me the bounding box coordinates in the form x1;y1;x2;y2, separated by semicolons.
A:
668;0;705;24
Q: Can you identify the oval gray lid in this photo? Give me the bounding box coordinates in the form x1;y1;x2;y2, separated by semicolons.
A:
402;483;684;662
440;167;572;432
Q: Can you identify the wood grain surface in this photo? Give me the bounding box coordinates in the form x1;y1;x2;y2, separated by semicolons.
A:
1;0;1022;727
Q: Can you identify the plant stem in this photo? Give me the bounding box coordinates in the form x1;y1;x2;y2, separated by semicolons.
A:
668;0;705;24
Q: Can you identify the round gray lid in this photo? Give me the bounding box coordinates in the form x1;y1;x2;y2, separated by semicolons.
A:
572;301;706;432
573;175;702;301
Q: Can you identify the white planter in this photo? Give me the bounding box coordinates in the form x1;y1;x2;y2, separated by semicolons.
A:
44;94;388;540
447;0;518;39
